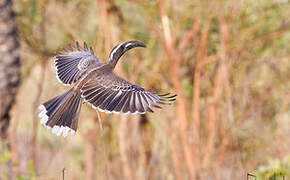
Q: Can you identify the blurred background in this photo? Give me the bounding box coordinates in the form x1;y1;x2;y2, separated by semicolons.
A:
0;0;289;179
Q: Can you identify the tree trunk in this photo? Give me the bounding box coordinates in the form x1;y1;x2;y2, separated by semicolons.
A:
0;0;21;147
0;0;21;179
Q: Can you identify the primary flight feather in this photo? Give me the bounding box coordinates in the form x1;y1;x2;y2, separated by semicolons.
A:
39;41;176;137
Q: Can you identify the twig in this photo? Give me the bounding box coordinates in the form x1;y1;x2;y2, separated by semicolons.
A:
158;0;196;178
99;0;112;56
247;173;256;180
202;0;230;169
118;115;133;179
96;111;109;180
31;60;46;168
191;17;212;171
62;168;66;180
178;15;201;54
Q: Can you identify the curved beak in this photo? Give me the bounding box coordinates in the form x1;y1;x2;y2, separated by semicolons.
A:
124;41;146;50
108;40;146;69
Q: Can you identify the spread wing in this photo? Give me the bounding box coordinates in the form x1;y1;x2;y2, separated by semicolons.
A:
80;71;176;114
54;41;99;86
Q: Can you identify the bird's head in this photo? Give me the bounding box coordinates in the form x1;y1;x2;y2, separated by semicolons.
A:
109;41;146;68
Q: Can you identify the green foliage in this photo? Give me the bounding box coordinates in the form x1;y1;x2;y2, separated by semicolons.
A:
17;176;32;180
15;161;38;180
0;151;11;165
28;160;38;178
0;147;12;180
256;156;290;180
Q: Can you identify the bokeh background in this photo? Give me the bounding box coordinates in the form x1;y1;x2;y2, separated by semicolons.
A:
0;0;289;179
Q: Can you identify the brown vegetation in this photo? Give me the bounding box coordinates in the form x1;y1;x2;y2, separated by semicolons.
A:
0;0;289;179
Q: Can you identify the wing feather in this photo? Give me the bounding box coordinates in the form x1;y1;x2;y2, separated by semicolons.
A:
54;41;99;86
99;91;119;110
80;71;176;114
120;93;132;114
87;88;106;102
112;91;131;113
130;92;137;113
136;93;145;113
122;93;133;114
107;91;125;112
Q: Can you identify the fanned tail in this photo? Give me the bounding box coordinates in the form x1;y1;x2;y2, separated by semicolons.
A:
38;88;82;137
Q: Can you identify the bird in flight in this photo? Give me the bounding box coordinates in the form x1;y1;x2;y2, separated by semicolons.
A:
38;41;176;137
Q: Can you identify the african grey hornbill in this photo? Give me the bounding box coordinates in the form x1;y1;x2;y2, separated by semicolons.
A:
38;41;176;137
